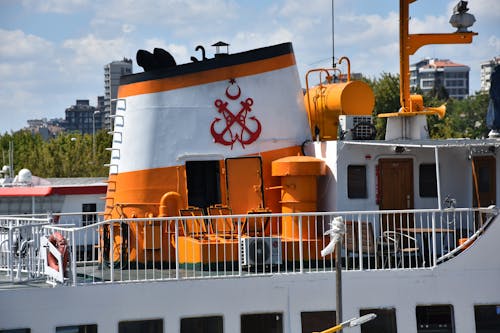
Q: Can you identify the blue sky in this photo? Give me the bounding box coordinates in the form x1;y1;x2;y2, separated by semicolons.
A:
0;0;499;133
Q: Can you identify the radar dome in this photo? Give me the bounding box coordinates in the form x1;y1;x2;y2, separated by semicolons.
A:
18;168;33;184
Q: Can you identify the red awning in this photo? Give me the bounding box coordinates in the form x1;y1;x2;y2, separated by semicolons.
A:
0;185;107;197
0;187;53;197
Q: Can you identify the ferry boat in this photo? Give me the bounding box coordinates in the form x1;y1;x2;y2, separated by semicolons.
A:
1;1;499;332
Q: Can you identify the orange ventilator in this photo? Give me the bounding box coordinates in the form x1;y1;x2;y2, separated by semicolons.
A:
272;156;326;239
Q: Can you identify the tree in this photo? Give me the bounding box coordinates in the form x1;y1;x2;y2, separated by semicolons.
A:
0;130;112;178
427;92;490;139
365;72;401;139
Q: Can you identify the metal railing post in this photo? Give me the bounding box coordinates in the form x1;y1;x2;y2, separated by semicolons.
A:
299;215;304;273
8;221;14;281
238;218;242;277
72;229;77;286
357;215;363;270
431;212;437;267
110;223;114;282
175;220;179;280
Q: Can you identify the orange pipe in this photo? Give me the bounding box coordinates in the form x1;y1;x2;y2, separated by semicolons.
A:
159;191;182;217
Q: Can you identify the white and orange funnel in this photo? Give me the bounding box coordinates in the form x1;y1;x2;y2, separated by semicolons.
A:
104;43;311;220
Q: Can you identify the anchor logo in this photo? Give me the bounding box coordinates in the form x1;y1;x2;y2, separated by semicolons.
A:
210;79;261;149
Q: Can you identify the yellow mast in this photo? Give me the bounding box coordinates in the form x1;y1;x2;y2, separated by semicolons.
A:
379;0;477;118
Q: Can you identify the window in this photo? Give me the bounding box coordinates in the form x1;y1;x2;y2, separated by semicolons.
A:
416;305;454;333
360;308;397;333
180;316;223;333
118;319;163;333
478;165;492;192
347;165;367;198
56;324;97;333
186;160;221;208
0;330;31;333
82;203;97;226
475;305;500;332
301;311;336;333
241;313;283;333
419;164;437;197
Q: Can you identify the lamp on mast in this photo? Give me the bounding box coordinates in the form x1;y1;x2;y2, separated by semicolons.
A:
378;0;477;120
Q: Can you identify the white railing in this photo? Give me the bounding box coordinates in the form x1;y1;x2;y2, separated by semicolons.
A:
28;207;497;286
0;217;51;282
0;212;103;283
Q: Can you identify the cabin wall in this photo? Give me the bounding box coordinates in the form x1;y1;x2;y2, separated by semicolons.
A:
437;148;471;208
57;194;105;223
0;195;65;215
312;142;494;212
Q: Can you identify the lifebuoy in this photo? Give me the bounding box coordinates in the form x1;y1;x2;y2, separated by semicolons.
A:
47;232;69;276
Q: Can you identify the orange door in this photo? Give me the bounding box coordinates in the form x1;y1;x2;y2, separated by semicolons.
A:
225;157;264;214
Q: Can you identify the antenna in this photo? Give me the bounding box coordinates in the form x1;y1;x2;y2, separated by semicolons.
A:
9;141;13;178
331;0;335;67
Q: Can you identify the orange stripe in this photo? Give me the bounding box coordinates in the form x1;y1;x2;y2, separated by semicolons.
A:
118;53;296;98
104;145;302;220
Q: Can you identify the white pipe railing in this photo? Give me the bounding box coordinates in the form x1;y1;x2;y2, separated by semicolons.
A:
0;207;497;286
0;217;51;282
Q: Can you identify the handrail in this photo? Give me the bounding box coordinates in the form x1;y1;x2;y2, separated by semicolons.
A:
2;207;497;286
436;212;496;263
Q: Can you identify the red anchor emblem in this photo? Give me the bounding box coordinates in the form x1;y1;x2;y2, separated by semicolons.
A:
210;79;261;149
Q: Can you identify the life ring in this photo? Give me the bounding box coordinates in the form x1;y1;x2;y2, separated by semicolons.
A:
47;232;69;275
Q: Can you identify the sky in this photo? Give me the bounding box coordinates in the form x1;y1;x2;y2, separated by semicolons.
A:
0;0;499;134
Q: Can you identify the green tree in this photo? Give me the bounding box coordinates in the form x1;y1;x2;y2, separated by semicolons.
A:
365;72;401;139
427;92;489;139
0;130;111;178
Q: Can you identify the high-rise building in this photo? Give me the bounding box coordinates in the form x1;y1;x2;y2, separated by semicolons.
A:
104;59;133;129
64;99;102;134
480;56;500;92
410;58;471;99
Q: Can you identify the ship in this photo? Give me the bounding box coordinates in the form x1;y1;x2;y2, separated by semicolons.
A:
1;1;499;332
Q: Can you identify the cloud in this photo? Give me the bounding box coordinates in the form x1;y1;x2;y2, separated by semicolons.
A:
122;24;135;34
411;15;449;34
21;0;90;14
0;29;54;60
488;36;500;53
467;0;500;21
93;0;238;30
62;34;129;67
